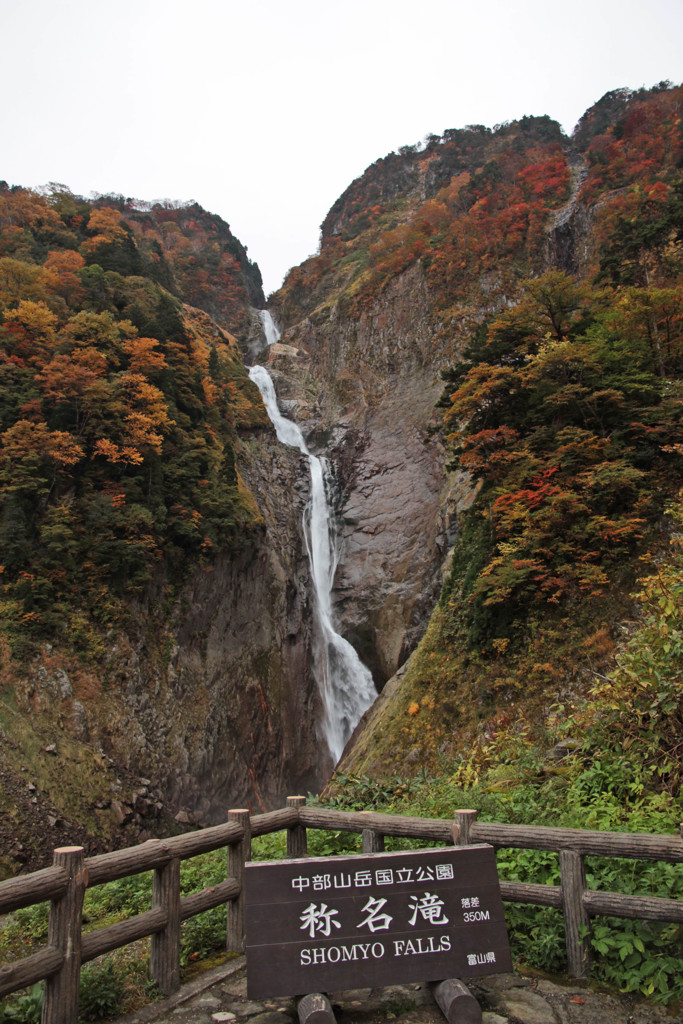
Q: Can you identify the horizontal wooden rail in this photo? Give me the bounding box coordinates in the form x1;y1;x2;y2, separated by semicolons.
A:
470;822;683;862
299;807;454;842
180;878;240;921
162;820;245;859
81;907;168;964
86;841;173;886
0;946;63;999
251;806;299;836
0;865;68;915
498;881;683;922
86;820;245;885
583;890;683;923
297;807;683;862
499;880;563;908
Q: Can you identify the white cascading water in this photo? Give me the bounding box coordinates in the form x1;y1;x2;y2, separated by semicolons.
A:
259;308;281;347
249;313;376;764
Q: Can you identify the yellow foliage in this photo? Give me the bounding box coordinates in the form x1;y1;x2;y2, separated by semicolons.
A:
81;207;128;255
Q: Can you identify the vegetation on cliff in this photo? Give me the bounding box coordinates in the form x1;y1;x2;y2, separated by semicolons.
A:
0;184;268;662
275;83;682;754
275;82;680;322
269;82;680;747
317;84;683;790
275;114;573;326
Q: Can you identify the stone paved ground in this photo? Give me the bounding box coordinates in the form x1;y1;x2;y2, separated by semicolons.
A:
113;958;681;1024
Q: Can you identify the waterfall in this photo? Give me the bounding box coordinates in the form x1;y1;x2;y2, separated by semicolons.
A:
249;349;376;765
259;309;281;347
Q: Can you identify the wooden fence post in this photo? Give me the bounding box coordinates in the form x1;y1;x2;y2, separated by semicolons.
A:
149;853;180;994
288;801;332;1024
453;809;478;846
360;810;385;853
560;849;591;978
227;809;251;952
436;812;482;1022
41;846;86;1024
287;796;308;857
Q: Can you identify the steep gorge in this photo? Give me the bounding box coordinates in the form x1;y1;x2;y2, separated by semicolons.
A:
1;82;682;873
259;129;587;695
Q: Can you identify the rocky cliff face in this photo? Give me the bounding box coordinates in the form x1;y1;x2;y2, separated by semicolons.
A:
261;119;606;706
266;264;478;690
3;417;323;872
109;422;322;817
262;107;647;772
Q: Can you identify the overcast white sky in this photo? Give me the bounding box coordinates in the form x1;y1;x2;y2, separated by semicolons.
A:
1;0;681;296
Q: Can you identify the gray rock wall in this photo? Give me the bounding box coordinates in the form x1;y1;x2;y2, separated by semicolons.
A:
264;265;477;690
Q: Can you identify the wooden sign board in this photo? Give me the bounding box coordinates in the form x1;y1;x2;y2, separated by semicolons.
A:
246;844;511;998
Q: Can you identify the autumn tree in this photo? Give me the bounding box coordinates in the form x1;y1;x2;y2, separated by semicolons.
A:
0;300;58;364
44;248;86;305
443;272;681;647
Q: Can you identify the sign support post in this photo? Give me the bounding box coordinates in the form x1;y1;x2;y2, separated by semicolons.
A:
430;978;482;1024
297;992;336;1024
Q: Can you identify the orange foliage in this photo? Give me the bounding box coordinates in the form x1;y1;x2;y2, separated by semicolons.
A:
124;336;167;376
82;206;128;254
44;249;85;304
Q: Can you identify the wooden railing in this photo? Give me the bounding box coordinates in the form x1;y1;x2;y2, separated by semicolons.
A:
0;797;681;1023
0;810;251;1023
294;804;683;978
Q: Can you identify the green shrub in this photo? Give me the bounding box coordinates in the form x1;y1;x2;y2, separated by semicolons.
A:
0;984;42;1024
320;766;682;1005
78;962;122;1021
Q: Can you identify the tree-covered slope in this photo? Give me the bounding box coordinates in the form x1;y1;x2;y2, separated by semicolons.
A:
275;82;681;328
0;184;270;661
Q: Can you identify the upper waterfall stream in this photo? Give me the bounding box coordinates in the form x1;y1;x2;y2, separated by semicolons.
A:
249;314;376;764
258;308;281;347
